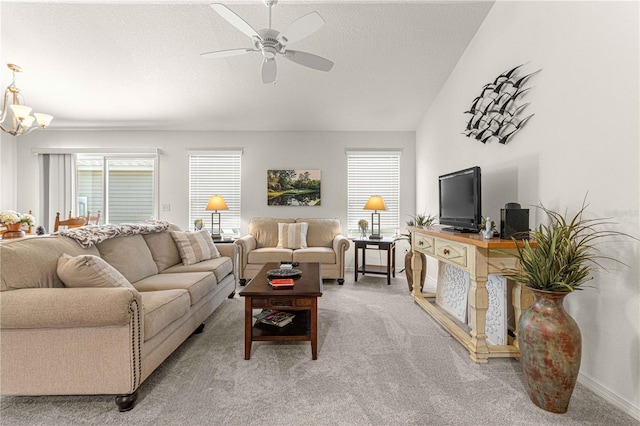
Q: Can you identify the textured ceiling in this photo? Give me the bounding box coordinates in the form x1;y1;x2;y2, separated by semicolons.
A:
1;1;493;131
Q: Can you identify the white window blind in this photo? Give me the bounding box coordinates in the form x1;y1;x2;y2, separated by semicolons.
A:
76;154;157;224
347;150;401;236
189;151;241;235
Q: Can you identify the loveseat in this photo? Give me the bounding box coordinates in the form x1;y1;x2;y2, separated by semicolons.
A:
0;223;236;411
235;218;350;285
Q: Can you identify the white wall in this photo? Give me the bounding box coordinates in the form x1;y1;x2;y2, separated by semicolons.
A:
416;0;639;418
0;133;17;211
13;130;416;268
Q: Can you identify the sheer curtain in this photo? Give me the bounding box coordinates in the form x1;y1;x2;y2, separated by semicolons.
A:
38;154;76;232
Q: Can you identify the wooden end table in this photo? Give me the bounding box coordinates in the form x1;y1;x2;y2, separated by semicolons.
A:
239;262;323;360
353;237;396;285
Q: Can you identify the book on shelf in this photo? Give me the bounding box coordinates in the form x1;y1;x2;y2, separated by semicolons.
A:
253;309;295;327
269;278;295;288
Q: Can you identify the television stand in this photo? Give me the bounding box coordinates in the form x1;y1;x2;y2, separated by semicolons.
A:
441;227;477;233
409;225;534;363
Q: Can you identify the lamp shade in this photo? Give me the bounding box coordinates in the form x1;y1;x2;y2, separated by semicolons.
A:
10;104;32;120
205;195;229;211
21;116;35;129
363;195;387;211
34;113;54;127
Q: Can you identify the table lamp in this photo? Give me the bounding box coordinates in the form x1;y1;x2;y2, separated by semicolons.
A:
363;195;386;240
205;195;229;240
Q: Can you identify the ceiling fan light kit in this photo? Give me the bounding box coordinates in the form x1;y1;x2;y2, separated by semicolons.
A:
202;1;334;84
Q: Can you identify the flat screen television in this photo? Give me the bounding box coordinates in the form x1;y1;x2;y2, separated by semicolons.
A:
438;166;482;233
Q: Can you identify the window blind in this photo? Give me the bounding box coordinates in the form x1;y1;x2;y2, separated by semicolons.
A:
76;154;157;225
189;152;242;234
347;151;401;236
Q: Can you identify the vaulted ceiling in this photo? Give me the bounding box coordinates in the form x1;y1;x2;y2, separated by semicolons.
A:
1;1;493;132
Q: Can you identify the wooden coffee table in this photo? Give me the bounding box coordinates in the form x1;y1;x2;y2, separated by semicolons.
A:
239;262;322;360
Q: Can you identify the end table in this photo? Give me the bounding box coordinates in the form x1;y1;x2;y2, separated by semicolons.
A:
353;237;396;285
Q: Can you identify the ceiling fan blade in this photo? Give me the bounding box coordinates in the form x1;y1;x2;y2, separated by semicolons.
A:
277;12;325;45
200;48;254;59
210;3;261;40
262;59;277;84
283;50;334;72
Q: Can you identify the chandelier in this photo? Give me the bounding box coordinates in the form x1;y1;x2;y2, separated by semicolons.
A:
0;63;53;136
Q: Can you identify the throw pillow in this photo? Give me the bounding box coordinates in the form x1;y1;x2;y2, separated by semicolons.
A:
277;222;308;249
170;229;221;266
57;253;133;288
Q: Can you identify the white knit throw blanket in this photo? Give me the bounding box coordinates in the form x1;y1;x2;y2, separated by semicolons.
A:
59;220;170;248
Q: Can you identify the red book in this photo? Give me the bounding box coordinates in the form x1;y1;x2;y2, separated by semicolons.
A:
269;278;295;287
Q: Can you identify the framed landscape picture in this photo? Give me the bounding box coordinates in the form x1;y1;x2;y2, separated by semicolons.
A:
267;169;321;206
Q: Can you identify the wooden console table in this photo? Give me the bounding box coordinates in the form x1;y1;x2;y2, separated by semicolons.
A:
409;226;533;363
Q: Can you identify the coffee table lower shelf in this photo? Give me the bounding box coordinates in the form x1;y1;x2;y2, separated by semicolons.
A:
244;300;317;359
252;310;311;340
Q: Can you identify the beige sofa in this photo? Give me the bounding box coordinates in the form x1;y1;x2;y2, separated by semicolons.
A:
0;225;236;411
235;218;350;285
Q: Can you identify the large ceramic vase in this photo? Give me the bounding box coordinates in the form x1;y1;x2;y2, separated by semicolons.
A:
518;288;582;413
404;251;427;293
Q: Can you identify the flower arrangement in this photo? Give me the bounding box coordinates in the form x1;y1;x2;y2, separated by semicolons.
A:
1;210;36;227
20;213;36;227
358;219;368;237
0;210;20;225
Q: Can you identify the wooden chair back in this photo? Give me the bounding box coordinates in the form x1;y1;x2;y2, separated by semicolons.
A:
86;210;101;225
54;211;88;232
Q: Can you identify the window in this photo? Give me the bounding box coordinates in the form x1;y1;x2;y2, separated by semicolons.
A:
77;154;158;224
188;151;242;236
347;150;401;237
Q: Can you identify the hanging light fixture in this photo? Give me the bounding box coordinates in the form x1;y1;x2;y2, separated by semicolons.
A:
0;64;53;136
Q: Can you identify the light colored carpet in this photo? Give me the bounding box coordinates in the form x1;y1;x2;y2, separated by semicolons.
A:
1;273;635;425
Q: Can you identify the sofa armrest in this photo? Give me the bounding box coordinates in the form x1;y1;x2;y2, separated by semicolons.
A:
234;235;257;276
1;287;144;398
332;235;351;279
216;242;237;260
1;287;142;329
333;234;351;254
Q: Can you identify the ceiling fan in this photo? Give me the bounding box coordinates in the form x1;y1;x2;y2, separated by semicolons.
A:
201;1;334;84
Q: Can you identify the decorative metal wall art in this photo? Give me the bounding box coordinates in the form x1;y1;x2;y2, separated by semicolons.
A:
463;64;541;144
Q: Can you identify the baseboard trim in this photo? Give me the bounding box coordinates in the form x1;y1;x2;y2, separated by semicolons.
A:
578;371;640;421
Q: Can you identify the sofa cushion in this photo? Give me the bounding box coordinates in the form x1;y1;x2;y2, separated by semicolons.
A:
133;272;216;306
140;290;190;341
247;248;293;264
277;222;308;249
293;247;336;264
57;253;134;289
162;256;234;284
171;230;220;266
96;235;158;283
249;218;295;248
0;235;101;291
296;218;342;248
143;227;182;272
